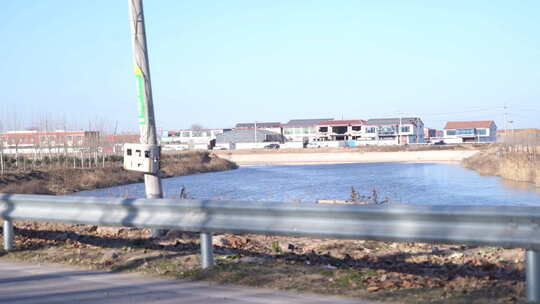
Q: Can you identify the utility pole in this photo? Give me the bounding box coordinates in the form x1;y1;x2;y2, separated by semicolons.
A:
128;1;163;208
254;121;257;143
503;104;508;142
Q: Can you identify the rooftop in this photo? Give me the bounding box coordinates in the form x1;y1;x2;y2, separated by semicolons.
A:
318;119;365;126
444;121;495;130
284;118;334;127
366;117;423;125
235;122;282;129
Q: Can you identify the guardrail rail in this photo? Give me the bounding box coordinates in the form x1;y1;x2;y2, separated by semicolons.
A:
1;193;540;302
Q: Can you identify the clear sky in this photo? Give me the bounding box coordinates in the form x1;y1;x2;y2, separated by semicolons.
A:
1;1;539;133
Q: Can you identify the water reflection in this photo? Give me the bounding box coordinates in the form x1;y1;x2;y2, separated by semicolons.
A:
499;178;540;194
74;163;540;206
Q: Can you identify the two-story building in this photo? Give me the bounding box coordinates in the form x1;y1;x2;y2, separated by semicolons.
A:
316;120;366;141
161;128;229;150
282;118;333;143
0;130;100;154
363;118;425;145
234;122;282;135
443;121;497;143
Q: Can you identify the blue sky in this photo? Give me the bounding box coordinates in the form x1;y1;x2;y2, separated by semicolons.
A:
1;1;539;132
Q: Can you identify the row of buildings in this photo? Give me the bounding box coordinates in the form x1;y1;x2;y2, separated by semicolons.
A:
160;118;499;150
0;119;502;152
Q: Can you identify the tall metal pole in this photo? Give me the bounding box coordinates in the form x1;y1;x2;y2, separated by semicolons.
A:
254;121;257;143
128;1;163;212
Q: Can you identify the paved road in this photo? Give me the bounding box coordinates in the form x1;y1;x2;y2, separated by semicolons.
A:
0;261;375;304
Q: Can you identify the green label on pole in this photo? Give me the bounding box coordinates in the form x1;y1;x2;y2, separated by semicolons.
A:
135;66;146;125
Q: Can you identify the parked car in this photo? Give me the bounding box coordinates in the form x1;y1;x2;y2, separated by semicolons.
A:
305;142;320;148
264;143;280;149
432;140;446;145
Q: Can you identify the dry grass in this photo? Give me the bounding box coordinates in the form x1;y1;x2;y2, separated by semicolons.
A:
462;145;540;187
0;151;238;195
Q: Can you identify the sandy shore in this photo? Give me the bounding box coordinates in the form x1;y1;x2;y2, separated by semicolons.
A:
216;149;480;166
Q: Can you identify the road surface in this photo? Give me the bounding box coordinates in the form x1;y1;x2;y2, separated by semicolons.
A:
0;261;376;304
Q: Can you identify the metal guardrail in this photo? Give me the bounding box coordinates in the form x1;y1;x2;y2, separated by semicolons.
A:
1;193;540;302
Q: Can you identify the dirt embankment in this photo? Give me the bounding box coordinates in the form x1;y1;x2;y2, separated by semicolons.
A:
217;148;480;166
0;151;238;195
462;145;540;187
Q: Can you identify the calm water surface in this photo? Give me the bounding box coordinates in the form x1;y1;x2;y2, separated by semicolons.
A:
74;163;540;206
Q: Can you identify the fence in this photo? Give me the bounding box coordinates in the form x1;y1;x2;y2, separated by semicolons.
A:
2;193;540;302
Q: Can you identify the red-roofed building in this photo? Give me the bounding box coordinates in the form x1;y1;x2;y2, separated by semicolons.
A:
443;120;497;143
316;120;366;141
102;134;140;153
0;130;100;151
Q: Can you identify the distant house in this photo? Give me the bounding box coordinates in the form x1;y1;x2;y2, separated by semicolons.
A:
234;122;282;135
103;133;139;153
161;128;229;149
0;130;100;154
443;121;497;143
423;128;438;143
282;118;333;142
215;129;284;149
364;118;425;145
316;120;366;141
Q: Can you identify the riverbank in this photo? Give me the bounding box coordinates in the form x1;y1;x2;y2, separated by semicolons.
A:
215;149;480;166
462;145;540;187
0;151;238;195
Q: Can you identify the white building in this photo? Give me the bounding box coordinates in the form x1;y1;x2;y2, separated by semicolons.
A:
282;118;333;143
362;117;425;145
161;128;229;150
234;122;282;135
215;129;283;150
315;120;366;141
442;121;497;144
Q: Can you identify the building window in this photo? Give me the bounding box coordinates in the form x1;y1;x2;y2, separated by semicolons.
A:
332;126;347;134
366;127;376;133
456;128;474;135
477;129;487;136
378;126;396;135
319;127;328;133
400;126;410;133
352;126;362;131
446;130;456;136
284;129;293;135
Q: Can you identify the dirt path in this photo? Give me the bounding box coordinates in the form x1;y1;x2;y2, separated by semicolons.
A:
0;260;373;304
217;150;480;166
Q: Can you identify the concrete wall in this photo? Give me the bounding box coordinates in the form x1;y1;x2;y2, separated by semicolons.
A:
234;142;281;150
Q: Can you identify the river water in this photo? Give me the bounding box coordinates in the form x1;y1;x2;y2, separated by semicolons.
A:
74;163;540;206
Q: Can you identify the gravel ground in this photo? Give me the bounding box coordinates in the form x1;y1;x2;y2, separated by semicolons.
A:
0;220;527;304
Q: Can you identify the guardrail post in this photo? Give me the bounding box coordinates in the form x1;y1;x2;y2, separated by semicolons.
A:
527;250;540;303
3;220;13;251
200;232;214;269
